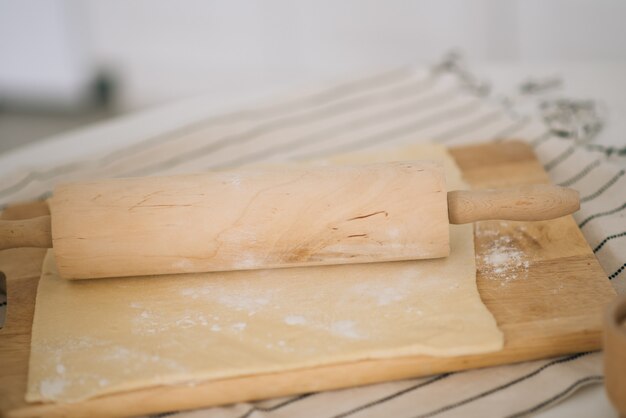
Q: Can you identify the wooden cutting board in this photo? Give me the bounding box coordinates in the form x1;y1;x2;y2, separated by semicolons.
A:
0;141;616;418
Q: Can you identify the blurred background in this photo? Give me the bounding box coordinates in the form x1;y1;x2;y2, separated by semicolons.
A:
1;0;625;154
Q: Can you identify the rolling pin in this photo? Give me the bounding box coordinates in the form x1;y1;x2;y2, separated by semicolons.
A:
0;161;579;280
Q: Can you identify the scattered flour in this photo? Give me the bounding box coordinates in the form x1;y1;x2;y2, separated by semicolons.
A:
55;364;66;375
133;309;216;335
351;274;412;306
330;320;362;339
175;317;197;329
284;315;307;326
218;294;270;314
40;378;66;398
110;346;131;360
476;226;530;285
232;322;247;332
282;316;365;340
179;283;273;316
100;345;187;373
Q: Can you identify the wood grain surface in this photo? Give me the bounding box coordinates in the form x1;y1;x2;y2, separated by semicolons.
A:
50;161;449;279
0;141;616;418
446;184;579;224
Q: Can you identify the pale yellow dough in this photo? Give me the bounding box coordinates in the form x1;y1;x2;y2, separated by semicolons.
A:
27;145;503;403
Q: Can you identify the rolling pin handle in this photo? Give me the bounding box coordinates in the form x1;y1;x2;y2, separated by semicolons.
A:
0;215;52;250
447;185;580;224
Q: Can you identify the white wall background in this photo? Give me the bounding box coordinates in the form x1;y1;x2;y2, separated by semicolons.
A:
2;0;626;110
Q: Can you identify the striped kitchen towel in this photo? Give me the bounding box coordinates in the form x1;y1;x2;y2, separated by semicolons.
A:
0;56;623;417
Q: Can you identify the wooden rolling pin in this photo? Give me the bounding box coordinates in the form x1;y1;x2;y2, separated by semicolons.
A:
0;161;579;280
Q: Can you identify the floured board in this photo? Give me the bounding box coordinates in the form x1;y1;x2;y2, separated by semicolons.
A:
0;141;616;418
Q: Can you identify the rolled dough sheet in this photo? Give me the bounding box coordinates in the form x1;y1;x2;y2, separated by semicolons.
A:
26;145;503;403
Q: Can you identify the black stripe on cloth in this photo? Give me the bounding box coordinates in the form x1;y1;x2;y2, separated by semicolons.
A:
208;89;462;170
544;145;576;172
236;394;314;418
593;232;626;253
433;110;504;144
492;116;531;142
579;201;626;229
609;263;626;280
530;132;552;148
580;170;625;203
182;67;415;125
505;375;603;418
585;144;626;159
330;374;452;418
0;68;416;200
152;394;316;418
213;93;484;170
122;76;442;177
294;100;482;161
557;159;601;188
409;352;591;418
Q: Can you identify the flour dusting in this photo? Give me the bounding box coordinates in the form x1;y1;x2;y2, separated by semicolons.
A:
476;224;530;284
351;271;413;306
132;308;216;335
284;315;307;325
179;283;273;316
175;317;197;328
330;320;362;339
218;293;269;314
40;378;66;398
232;322;247;332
